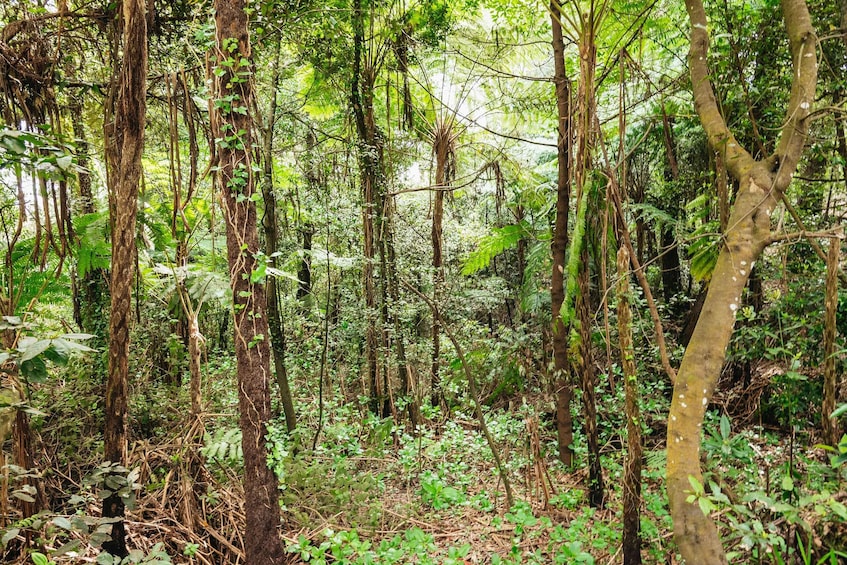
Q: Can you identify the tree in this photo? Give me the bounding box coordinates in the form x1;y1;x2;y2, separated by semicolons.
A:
549;0;574;467
209;0;285;561
102;0;147;556
666;0;817;561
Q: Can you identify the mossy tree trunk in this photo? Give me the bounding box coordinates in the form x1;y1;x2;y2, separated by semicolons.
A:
667;0;817;561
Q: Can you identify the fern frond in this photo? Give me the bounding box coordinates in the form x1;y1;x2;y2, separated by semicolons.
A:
461;222;529;276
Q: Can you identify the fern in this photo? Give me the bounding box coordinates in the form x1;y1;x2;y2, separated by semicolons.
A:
519;238;552;314
629;202;677;231
73;212;111;278
461;222;529;276
201;427;243;465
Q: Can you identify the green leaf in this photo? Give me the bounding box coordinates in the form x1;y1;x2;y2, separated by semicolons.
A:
720;414;731;440
781;475;794;491
52;516;73;530
20;339;52;362
831;404;847;419
1;527;20;547
20;357;48;383
59;333;95;341
56;154;73;171
31;552;49;565
688;475;704;495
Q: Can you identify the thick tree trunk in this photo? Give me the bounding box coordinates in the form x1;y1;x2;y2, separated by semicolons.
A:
668;0;816;561
210;0;285;561
103;0;147;557
572;9;604;510
550;1;573;467
618;246;642;565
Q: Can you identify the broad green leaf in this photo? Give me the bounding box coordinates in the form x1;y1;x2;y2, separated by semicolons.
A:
20;339;52;362
52;516;73;530
1;527;19;547
781;475;794;491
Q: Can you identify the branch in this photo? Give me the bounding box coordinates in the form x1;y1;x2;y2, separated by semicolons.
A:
771;0;818;191
684;0;754;178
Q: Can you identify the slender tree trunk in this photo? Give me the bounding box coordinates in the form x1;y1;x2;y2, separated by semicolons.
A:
550;1;574;467
383;194;417;425
823;235;840;446
210;0;285;561
297;223;314;302
618;246;642;565
351;0;386;414
430;121;454;407
659;107;682;300
258;53;297;433
103;0;147;557
667;1;816;561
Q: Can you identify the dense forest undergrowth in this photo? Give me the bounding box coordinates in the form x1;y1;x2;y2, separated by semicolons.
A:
1;0;847;562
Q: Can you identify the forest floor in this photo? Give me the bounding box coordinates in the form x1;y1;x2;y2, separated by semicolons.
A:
3;360;846;564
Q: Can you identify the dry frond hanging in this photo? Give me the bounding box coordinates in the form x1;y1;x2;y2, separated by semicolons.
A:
0;18;58;126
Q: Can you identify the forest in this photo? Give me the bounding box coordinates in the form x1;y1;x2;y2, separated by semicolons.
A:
0;0;845;563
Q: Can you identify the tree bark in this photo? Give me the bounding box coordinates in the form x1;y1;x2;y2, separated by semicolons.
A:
667;0;817;561
618;245;642;565
103;0;147;557
210;0;285;561
550;0;573;467
823;235;840;446
258;47;296;433
430;121;454;407
351;0;386;414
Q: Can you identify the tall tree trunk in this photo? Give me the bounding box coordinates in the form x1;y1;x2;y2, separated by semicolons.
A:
550;1;574;467
430;120;454;407
385;198;417;426
258;47;296;433
210;1;285;561
103;0;147;557
573;6;605;509
618;246;642;565
667;0;816;561
351;0;386;414
659;106;682;301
